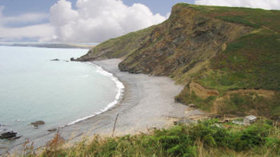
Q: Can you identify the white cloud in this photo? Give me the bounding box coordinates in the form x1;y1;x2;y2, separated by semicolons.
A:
0;13;48;25
195;0;280;10
0;6;54;42
49;0;166;42
50;0;78;26
0;0;166;42
0;24;55;42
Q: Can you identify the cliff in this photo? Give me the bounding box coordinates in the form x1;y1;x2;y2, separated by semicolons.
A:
78;3;280;119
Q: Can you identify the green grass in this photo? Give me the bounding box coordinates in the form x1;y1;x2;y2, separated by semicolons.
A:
178;3;280;92
78;25;156;60
217;16;260;28
184;3;280;32
197;30;280;91
15;4;280;157
177;87;280;118
80;3;280;119
22;119;280;157
219;93;268;116
188;4;280;91
176;88;217;112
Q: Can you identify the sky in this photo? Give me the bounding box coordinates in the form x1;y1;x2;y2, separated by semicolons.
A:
0;0;279;43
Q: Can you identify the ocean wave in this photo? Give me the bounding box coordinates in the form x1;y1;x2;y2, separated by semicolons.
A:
66;63;124;126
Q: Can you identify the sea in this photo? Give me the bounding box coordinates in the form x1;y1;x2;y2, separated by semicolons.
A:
0;46;124;154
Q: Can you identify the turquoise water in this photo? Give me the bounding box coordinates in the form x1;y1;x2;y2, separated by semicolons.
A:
0;46;122;141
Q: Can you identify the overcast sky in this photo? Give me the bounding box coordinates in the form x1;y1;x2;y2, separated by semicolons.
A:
0;0;279;43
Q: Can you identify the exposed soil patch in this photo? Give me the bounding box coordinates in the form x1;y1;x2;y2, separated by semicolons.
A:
189;81;219;99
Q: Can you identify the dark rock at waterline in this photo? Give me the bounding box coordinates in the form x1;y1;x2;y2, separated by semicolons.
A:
31;121;45;128
70;57;75;61
0;131;18;140
48;128;57;132
51;58;60;61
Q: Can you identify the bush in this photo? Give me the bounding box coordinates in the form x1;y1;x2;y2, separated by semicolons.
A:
29;119;280;157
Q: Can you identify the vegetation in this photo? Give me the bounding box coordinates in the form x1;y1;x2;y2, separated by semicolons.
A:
196;30;280;91
176;89;216;112
176;4;280;117
79;3;280;119
7;3;280;157
220;92;280;117
77;26;156;61
21;119;280;157
172;4;280;118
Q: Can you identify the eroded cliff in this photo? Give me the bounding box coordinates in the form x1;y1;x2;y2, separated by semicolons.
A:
78;3;280;119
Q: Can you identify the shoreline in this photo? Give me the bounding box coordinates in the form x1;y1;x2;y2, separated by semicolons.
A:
9;59;205;154
66;63;125;126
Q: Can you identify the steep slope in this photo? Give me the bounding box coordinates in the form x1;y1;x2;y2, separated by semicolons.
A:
78;3;280;119
77;26;155;61
118;4;250;82
174;4;280;119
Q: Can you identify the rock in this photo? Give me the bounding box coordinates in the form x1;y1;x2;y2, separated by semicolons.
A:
31;121;45;128
0;131;17;139
48;128;57;132
188;104;196;108
232;120;244;125
244;115;257;125
51;58;60;61
70;57;75;61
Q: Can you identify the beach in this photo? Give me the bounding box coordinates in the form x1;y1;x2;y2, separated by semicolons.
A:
10;59;204;153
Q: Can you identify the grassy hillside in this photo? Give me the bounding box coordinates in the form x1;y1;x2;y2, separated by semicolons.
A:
24;119;280;157
175;4;280;119
78;3;280;119
76;26;155;61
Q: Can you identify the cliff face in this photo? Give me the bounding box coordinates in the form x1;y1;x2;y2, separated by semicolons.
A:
119;4;250;82
79;4;250;81
78;3;280;119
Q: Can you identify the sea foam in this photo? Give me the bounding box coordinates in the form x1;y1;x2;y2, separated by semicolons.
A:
67;63;125;126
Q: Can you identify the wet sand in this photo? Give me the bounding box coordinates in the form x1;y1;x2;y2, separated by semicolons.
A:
9;59;204;154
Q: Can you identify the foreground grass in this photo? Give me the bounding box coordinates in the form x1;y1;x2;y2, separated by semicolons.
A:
20;119;280;157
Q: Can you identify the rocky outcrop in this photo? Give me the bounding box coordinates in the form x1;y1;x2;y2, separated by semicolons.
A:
0;131;20;140
48;128;57;132
31;121;45;128
118;4;251;81
79;3;251;84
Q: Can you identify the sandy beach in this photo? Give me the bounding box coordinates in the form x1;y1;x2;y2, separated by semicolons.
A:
9;59;204;154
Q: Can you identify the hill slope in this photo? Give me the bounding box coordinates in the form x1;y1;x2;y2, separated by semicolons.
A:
78;3;280;120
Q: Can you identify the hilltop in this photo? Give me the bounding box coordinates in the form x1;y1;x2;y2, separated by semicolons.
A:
77;3;280;120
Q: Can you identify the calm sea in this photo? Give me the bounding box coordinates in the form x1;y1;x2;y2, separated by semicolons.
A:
0;46;123;153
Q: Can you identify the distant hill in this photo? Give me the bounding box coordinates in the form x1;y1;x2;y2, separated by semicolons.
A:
78;3;280;120
0;42;95;49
